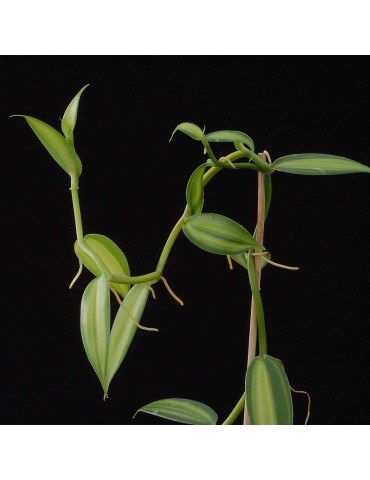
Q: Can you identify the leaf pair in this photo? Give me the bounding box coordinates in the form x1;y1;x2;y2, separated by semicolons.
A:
183;213;263;256
171;122;255;152
136;355;292;425
11;85;89;179
81;275;149;397
75;233;130;298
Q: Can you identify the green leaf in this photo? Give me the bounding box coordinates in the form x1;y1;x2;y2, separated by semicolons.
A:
170;122;204;142
205;130;254;152
12;115;82;178
80;275;110;391
186;163;207;215
135;398;218;425
183;213;263;255
75;234;130;298
246;355;293;425
104;284;149;395
61;84;89;146
272;154;370;175
231;252;271;271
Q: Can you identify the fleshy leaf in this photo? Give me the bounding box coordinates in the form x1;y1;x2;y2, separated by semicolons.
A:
80;275;110;391
246;355;293;425
183;213;263;255
12;115;82;178
272;154;370;175
135;398;218;425
186;163;207;215
205;130;254;152
61;84;89;146
75;234;130;298
170;122;204;142
104;284;149;395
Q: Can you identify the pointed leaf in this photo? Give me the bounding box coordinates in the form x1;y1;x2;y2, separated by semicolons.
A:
186;163;207;215
246;355;293;425
170;122;204;142
136;398;218;425
205;130;254;151
104;284;149;394
61;84;89;146
80;275;110;390
272;154;370;175
13;115;82;178
183;213;263;255
75;234;130;297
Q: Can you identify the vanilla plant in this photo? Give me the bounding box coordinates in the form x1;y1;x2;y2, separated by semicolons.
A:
13;86;370;424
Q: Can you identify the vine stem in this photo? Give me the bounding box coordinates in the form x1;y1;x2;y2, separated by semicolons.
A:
222;393;245;425
70;177;84;243
243;155;267;425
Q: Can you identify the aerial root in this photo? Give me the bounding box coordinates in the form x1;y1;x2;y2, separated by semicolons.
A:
290;385;311;425
69;260;83;289
262;150;272;165
144;284;156;299
252;252;299;271
277;358;311;425
109;285;158;332
227;255;233;270
220;156;236;169
161;276;184;306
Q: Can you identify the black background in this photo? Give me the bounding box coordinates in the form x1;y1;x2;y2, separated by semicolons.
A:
2;56;370;425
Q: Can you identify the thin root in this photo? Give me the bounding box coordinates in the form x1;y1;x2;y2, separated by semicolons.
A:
264;258;299;271
109;285;158;332
69;260;83;289
290;385;311;425
252;252;299;271
161;276;184;306
220;156;236;168
110;285;123;305
227;255;233;270
145;284;156;299
263;150;272;165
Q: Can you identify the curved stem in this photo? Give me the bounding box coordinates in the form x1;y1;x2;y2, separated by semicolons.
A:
70;179;162;285
70;149;260;287
202;150;256;185
202;140;223;167
156;209;190;272
110;270;162;285
222;393;245;425
155;150;254;275
235;143;273;174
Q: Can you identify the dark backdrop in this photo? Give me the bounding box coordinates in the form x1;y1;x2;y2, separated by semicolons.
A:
2;56;369;425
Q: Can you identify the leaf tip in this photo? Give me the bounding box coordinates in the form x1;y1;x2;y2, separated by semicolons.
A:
169;129;176;143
